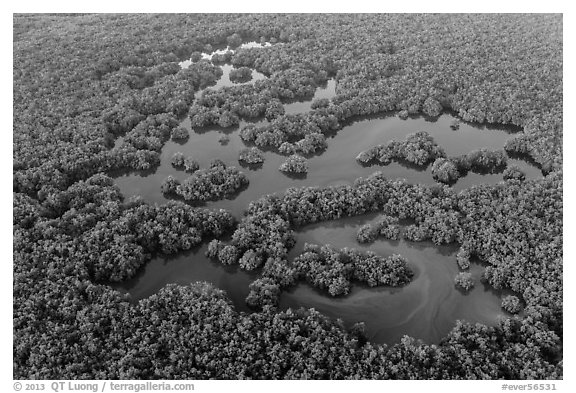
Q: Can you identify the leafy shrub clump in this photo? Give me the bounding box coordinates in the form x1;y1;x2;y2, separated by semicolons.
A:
294;133;327;154
501;295;522;314
456;245;471;270
171;152;185;168
431;149;508;184
211;51;233;64
467;149;508;173
431;158;461;184
279;141;296;155
422;97;443;117
160;175;180;195
279;154;308;174
356;131;446;167
311;97;330;109
183;157;200;173
292;243;413;296
236;109;339;153
455;272;475;291
206;239;224;259
238;147;264;164
171;126;189;141
356;215;401;243
403;224;429;242
356;223;377;243
175;163;248;202
217;244;240;265
190;51;203;62
503;165;526;181
229;67;253;83
264;99;285;121
246;278;281;308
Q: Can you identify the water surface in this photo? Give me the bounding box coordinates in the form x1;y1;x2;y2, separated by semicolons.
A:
113;112;542;215
179;41;272;69
284;79;337;114
115;212;510;345
114;243;257;313
115;44;542;214
110;44;537;345
280;214;508;345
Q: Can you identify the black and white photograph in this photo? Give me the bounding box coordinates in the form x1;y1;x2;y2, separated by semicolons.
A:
8;3;570;389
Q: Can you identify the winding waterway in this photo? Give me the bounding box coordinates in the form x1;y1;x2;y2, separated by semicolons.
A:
281;214;511;345
111;44;537;345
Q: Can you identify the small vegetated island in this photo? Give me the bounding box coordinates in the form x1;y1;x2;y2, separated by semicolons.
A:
279;154;308;174
228;66;253;83
13;14;562;380
238;147;265;164
430;149;508;184
163;159;249;202
356;131;446;167
357;132;510;185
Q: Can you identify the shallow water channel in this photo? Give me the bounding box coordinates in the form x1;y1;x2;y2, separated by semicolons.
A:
111;44;537;345
281;214;511;345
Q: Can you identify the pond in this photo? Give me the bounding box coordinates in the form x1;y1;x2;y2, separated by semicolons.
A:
110;43;538;345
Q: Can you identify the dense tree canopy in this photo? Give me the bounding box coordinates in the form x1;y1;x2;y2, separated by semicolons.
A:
356;215;401;243
170;125;190;141
229;66;253;83
13;13;561;380
291;243;413;296
239;112;336;153
238;147;265;164
356;131;446;167
431;149;509;185
501;295;523;314
279;154;308;174
454;272;475;291
174;161;249;202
